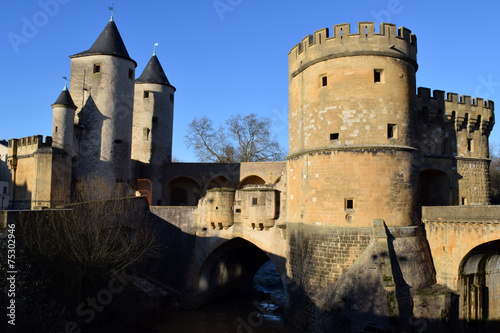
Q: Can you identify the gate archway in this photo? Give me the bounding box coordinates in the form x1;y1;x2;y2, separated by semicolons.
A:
459;240;500;332
195;237;285;307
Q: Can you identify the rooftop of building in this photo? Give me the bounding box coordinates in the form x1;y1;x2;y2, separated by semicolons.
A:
69;18;137;67
52;85;77;109
136;54;175;89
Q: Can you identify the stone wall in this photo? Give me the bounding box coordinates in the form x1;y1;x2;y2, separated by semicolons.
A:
285;220;435;332
148;206;197;292
457;158;491;205
7;136;52;209
286;149;419;227
286;223;372;293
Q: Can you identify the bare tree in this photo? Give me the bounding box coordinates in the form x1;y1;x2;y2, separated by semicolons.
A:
185;113;287;162
22;175;157;271
17;174;158;307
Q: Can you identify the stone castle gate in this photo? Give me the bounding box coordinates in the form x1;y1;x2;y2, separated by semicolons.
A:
146;202;500;332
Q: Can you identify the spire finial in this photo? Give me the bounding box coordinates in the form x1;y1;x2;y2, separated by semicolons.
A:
62;77;68;91
153;42;158;56
109;3;116;21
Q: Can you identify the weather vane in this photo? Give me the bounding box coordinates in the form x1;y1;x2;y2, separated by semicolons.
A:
62;76;68;90
153;42;158;56
109;3;116;21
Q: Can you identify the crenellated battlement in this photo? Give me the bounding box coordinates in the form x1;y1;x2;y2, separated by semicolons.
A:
416;87;495;134
289;22;417;77
8;135;53;158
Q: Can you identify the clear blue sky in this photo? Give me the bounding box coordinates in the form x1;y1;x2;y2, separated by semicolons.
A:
1;0;499;161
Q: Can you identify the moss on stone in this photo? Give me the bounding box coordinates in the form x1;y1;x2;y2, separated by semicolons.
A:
386;291;398;316
206;187;235;192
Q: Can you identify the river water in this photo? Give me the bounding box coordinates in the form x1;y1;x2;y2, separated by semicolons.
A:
151;261;300;333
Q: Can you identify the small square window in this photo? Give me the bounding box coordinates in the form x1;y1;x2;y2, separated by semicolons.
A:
387;124;397;139
93;64;101;73
345;198;354;210
252;198;258;206
374;69;383;83
330;133;339;141
129;68;134;79
321;75;328;87
170;94;174;102
461;197;467;205
152;116;158;123
144;91;150;99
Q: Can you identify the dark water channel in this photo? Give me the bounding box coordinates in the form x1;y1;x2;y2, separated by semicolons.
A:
151;261;300;333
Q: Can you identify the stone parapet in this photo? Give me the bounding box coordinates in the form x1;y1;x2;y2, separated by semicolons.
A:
422;205;500;223
289;22;417;77
416;87;494;136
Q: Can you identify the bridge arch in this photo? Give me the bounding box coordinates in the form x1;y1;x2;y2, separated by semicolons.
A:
194;237;286;306
458;240;500;332
238;175;266;189
164;176;201;206
206;175;232;190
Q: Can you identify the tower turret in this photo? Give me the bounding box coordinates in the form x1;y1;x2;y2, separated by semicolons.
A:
50;82;77;206
69;17;136;189
132;49;176;205
133;50;176;165
51;81;77;154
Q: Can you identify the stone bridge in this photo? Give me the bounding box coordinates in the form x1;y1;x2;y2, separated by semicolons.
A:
149;205;288;307
149;203;500;329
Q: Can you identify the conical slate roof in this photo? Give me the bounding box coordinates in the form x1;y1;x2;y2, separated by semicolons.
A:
52;86;77;109
70;19;136;67
136;55;175;89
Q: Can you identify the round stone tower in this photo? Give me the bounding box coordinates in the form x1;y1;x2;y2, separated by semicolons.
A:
285;24;436;331
287;22;419;228
51;81;77;155
132;51;176;166
69;17;136;188
132;51;176;205
50;83;78;205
